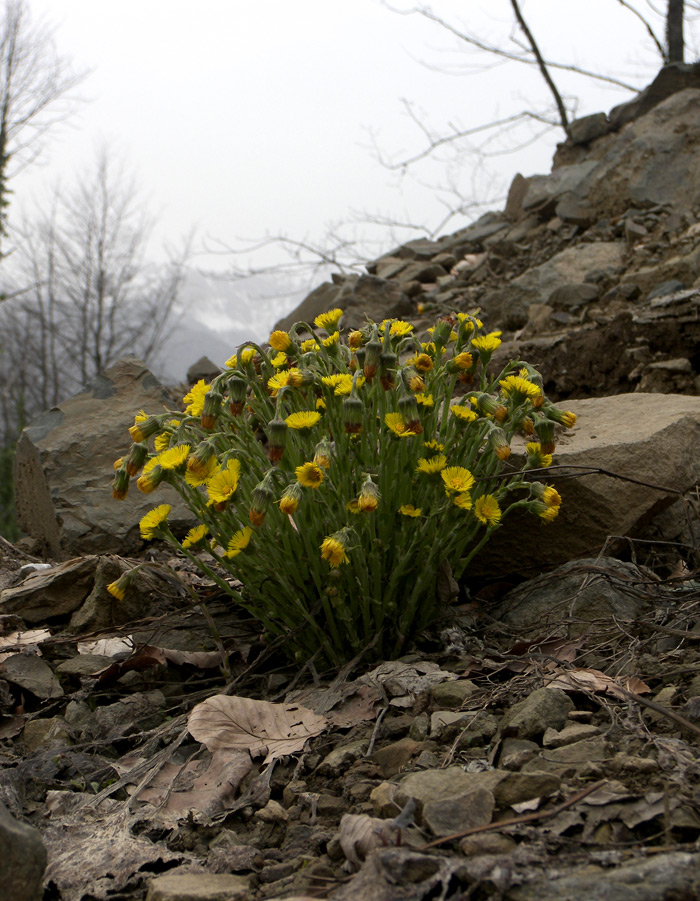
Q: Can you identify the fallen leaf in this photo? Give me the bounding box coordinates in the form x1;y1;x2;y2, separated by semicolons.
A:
78;636;134;657
188;695;328;765
544;668;650;699
338;813;392;870
0;628;52;662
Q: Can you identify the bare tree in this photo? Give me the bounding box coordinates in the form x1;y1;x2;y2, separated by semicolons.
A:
0;0;85;246
0;150;190;443
667;0;685;60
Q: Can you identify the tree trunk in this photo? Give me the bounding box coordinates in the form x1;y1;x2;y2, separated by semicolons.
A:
666;0;684;63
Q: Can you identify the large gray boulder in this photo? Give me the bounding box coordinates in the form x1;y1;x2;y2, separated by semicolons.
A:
14;358;194;559
0;802;46;901
471;393;700;580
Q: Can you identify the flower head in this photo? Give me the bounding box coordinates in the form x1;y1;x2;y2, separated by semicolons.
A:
441;466;475;494
140;504;172;540
314;308;343;331
296;461;324;488
269;330;292;352
320;531;350;568
225;526;253;559
158;444;190;471
417;454;447;474
471;332;502;355
399;504;422;517
182;524;209;549
451;405;479;423
183;380;210;416
286;410;321;430
525;442;553;469
207;458;241;505
499;375;542;405
474;494;502;527
390;320;414;337
385;412;418;437
279;481;303;515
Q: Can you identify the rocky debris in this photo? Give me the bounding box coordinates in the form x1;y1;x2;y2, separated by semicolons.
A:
14;358;195;559
0;801;47;901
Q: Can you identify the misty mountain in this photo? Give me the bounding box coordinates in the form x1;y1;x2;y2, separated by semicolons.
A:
150;268;310;385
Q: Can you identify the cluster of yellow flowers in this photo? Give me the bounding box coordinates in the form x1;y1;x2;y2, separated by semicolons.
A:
110;308;575;665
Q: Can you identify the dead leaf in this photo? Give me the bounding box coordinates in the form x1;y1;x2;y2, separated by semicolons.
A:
0;628;52;662
338;813;392;870
133;750;253;825
544;668;650;699
92;645;168;686
78;636;134;657
188;695;328;765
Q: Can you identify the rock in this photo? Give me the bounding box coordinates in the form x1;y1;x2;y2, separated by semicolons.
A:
542;722;601;748
422;786;494;837
316;739;367;777
429;679;476;708
145;871;251;901
1;654;63;700
491;771;561;808
185;356;220;385
492;558;654;640
459;832;517;856
474;393;700;580
395;767;502;816
499;688;573;740
14;358;194;558
370;737;424;777
20;717;72;753
505;173;529;221
568;112;610;145
608;63;700;132
0;801;47;901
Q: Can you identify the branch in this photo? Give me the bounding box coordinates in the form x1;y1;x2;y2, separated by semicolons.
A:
614;0;666;59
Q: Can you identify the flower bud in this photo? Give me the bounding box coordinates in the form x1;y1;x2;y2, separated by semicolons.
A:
534;417;556;454
343;395;364;434
313;437;332;469
398;394;422;435
129;414;160;443
489;427;511;461
379;351;397;390
111;467;130;500
187;440;217;479
357;474;380;513
279;481;303;515
125;442;149;477
267;417;288;463
227;375;247;416
546;405;577;428
433;315;455;350
363;337;382;381
201;389;223;430
249;473;275;526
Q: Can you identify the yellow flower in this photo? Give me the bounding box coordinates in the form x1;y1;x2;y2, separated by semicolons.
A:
182;524;209;548
271;351;288;368
526;442;553;468
296;461;324;488
269;330;292;352
322;331;340;348
300;338;320;353
268;371;292;395
399;504;422;517
453;493;472;511
225;526;253;559
157;444;190;471
417;454;447;474
451;405;479;423
441;466;475;494
471;332;502;354
423;439;445;453
240;347;256;365
348;330;364;350
414;353;433;372
316;397;326;410
385;412;418;437
320;534;349;568
286;411;321;430
415;393;433;407
140;504;171;540
474;494;502;527
207;459;241;504
314;308;343;331
185;455;218;487
279;482;303;515
390;320;414;337
224;353;238;368
107;577;127;600
154;432;171;452
346;499;361;514
358;476;380;513
452;352;473;370
408;375;425;393
183;380;210;416
499;375;542;403
322;373;355;396
543;486;562;507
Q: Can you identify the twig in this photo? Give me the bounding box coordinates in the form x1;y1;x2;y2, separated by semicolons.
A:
421;780;604;849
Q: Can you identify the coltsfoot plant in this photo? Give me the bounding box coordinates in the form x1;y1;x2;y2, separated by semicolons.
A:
110;310;576;666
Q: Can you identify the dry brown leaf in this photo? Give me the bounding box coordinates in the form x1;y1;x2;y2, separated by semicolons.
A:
338;813;391;870
188;695;329;765
0;628;52;662
545;667;650;698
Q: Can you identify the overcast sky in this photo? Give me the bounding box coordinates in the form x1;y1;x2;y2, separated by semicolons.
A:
10;0;695;275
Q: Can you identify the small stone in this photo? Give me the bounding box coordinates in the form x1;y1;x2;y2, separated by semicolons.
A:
409;712;430;741
460;832;517;857
370;782;399;818
316;739;367;776
282;780;308;809
610;752;659;775
146;872;250;900
499;687;574;740
56;654;112;676
430;709;473;738
254;799;288;823
422;786;495;837
492;771;561;808
430;680;477;708
542;722;600;748
371;737;423;777
20;716;72;753
499;737;539;769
